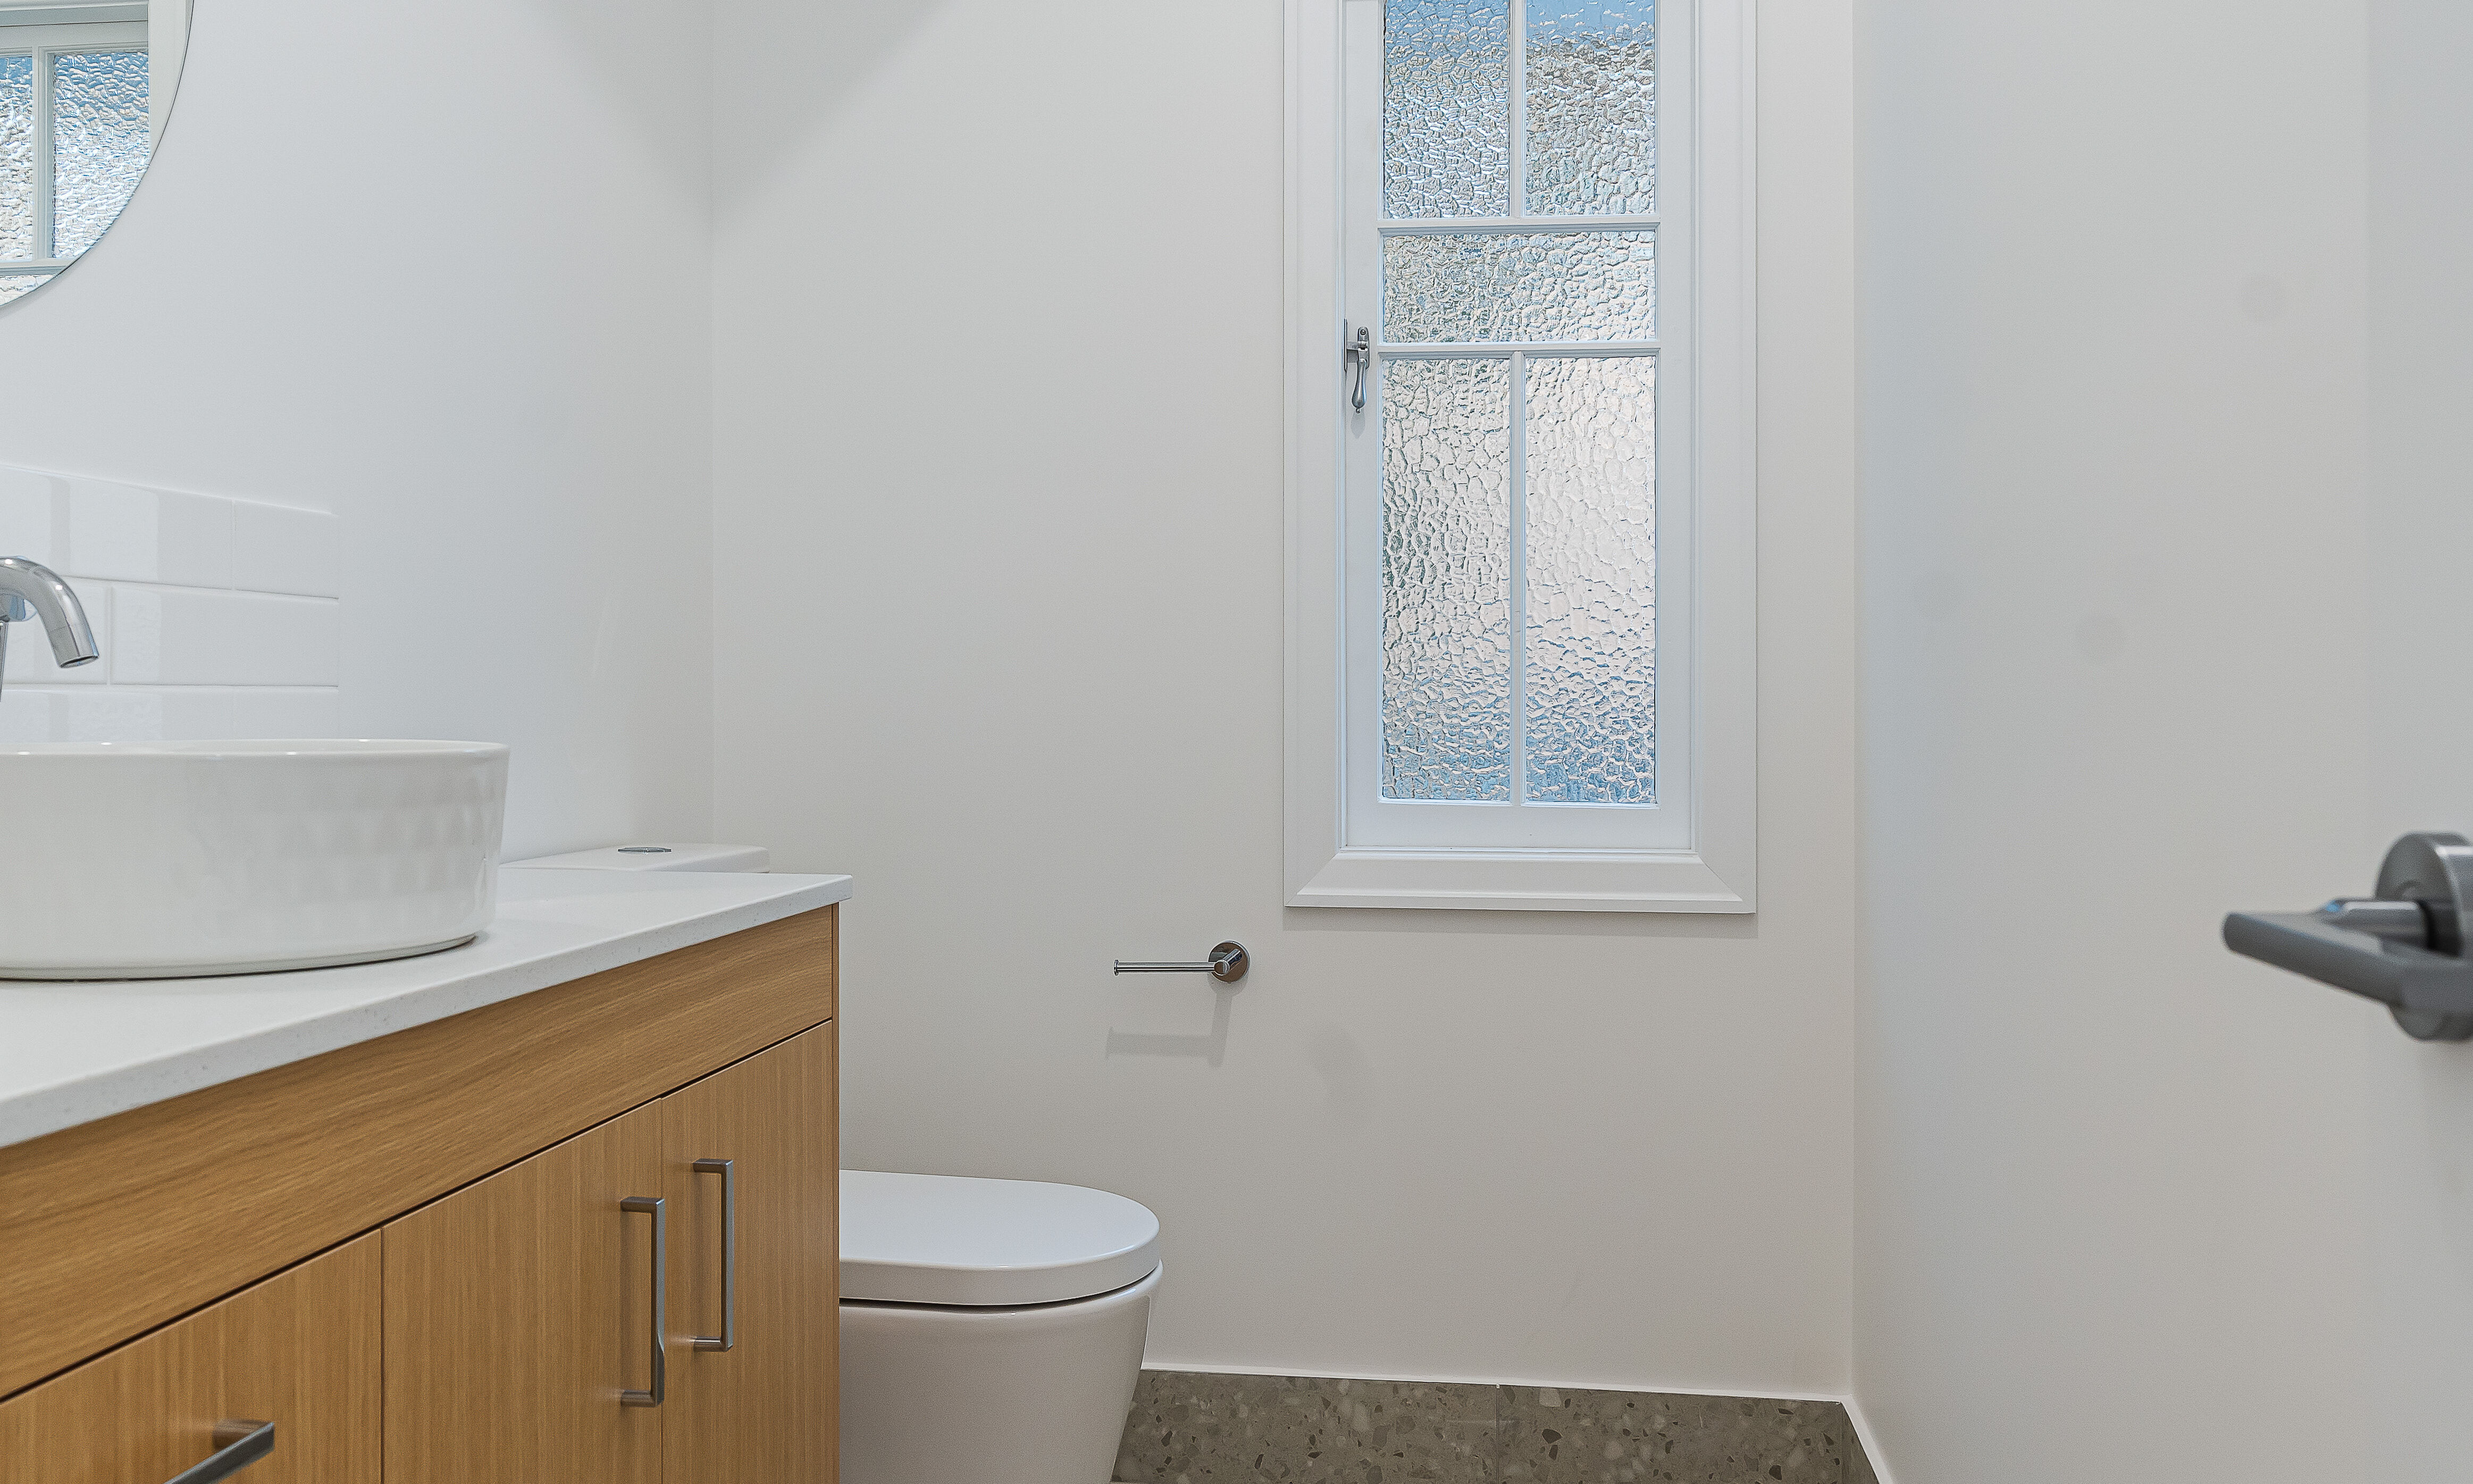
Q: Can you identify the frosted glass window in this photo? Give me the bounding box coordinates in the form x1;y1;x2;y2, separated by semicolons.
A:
51;48;147;259
1524;357;1655;802
1384;0;1511;219
1384;230;1655;342
0;55;30;261
1381;357;1514;801
1353;0;1674;843
1524;0;1656;215
0;272;50;304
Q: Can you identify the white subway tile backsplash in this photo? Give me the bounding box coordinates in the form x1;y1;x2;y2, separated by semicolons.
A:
60;480;151;577
109;585;161;681
0;467;63;567
144;687;233;739
229;501;339;598
219;687;343;739
0;577;111;686
58;689;168;743
0;687;339;743
0;465;341;743
113;589;339;687
0;687;53;744
158;489;238;587
66;481;237;588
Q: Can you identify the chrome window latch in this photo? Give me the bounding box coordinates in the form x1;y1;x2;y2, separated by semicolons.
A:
1343;324;1370;412
2225;831;2473;1041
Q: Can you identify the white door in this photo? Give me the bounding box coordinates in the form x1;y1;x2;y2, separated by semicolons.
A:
1853;1;2473;1480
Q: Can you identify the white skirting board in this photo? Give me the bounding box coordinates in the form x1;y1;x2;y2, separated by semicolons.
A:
1842;1391;1897;1484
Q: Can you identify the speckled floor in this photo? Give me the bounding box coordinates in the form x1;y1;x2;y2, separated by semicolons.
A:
1114;1373;1874;1484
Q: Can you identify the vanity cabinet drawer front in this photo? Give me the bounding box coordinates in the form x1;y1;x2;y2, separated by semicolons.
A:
0;1234;380;1484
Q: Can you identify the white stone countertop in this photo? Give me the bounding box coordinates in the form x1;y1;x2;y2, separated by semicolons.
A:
0;866;853;1150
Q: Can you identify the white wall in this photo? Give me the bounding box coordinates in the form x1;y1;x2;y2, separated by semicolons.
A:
714;0;1861;1394
0;0;717;857
1850;0;2436;1478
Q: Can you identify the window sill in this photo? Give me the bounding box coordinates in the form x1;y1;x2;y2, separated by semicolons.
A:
1285;846;1754;914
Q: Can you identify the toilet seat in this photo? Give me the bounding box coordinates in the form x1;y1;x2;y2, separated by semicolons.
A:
840;1170;1161;1307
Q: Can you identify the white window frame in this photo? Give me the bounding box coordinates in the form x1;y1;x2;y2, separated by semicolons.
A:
1285;0;1756;913
0;16;150;287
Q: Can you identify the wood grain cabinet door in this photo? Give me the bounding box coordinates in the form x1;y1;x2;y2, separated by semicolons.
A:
659;1022;838;1483
0;1233;381;1484
382;1102;664;1484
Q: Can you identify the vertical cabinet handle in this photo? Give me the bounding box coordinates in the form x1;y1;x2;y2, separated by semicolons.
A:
164;1421;273;1483
691;1159;736;1352
620;1195;666;1407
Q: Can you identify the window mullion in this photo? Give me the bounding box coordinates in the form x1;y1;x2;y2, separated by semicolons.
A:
1380;341;1661;356
1509;348;1528;808
1507;0;1525;219
1379;216;1663;233
33;47;54;259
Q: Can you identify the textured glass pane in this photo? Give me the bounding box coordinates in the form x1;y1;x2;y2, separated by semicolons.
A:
0;55;30;261
53;49;149;260
1382;357;1513;801
1384;0;1510;219
1525;356;1655;803
0;272;51;305
1525;0;1656;215
1385;230;1654;342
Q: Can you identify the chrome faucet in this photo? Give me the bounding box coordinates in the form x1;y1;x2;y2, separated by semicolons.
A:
0;557;101;700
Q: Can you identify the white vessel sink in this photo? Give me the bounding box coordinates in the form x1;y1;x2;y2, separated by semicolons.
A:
0;740;509;980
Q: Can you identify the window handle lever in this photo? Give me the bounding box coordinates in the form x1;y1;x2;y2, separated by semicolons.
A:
1343;324;1370;412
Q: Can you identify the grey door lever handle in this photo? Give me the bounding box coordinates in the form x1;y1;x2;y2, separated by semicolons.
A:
2224;831;2473;1041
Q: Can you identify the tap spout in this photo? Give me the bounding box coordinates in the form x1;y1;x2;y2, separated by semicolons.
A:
0;557;101;669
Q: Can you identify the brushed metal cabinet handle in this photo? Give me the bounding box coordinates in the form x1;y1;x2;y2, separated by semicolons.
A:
691;1159;735;1352
165;1420;273;1483
620;1195;666;1406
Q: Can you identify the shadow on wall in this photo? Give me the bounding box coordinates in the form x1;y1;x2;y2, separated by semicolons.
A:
513;0;720;196
1106;985;1238;1068
1103;1002;1379;1129
704;0;955;221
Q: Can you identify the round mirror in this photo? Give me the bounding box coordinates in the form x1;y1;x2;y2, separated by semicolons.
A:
1;0;187;306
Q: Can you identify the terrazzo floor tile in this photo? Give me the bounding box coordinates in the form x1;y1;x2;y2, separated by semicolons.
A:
1497;1388;1850;1484
1117;1373;1498;1483
1117;1374;1863;1484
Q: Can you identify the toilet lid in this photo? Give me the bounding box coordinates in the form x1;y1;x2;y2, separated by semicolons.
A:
840;1170;1162;1307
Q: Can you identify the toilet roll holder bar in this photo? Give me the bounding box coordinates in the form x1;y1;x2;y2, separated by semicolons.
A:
1113;942;1248;984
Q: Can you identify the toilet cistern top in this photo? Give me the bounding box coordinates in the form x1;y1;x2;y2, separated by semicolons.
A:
508;843;771;873
840;1170;1161;1308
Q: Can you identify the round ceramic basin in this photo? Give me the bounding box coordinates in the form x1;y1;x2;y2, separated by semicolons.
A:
0;740;509;979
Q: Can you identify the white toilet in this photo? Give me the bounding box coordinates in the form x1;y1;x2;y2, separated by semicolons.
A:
840;1170;1162;1484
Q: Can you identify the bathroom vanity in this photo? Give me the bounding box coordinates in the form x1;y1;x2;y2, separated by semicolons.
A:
0;868;850;1484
